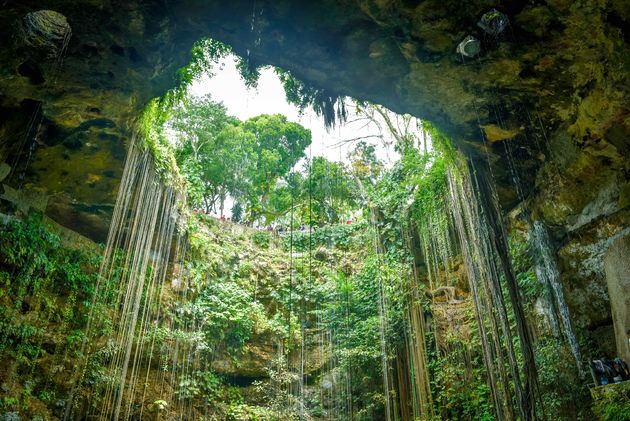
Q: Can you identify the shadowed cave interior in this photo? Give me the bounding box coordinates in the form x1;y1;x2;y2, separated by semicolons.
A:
0;1;629;420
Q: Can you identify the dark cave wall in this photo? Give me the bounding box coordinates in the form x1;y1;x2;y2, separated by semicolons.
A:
0;0;628;343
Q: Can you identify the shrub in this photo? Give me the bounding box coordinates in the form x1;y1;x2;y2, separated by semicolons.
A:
252;231;271;248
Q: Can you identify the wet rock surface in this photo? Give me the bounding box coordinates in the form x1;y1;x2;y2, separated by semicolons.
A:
604;234;630;364
0;0;627;362
17;10;72;58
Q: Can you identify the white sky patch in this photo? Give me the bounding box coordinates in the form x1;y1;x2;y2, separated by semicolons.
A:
188;55;398;166
183;54;428;218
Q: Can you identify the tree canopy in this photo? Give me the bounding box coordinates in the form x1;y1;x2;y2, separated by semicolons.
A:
170;95;314;222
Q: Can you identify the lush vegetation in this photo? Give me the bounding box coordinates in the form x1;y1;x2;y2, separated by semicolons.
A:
592;381;630;421
167;93;365;227
0;36;613;421
166;94;313;222
0;215;108;417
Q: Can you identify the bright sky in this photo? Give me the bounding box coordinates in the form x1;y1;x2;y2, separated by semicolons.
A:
188;55;397;166
185;54;416;218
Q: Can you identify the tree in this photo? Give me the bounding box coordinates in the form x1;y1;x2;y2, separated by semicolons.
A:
300;157;357;225
264;157;358;226
171;95;253;214
348;141;384;195
171;102;311;221
265;171;304;224
339;101;427;155
241;114;311;222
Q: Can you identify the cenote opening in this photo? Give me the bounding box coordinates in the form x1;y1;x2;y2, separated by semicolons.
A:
0;2;629;421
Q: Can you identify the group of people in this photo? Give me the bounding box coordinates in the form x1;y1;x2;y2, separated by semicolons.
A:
194;208;356;236
261;219;354;236
591;357;629;385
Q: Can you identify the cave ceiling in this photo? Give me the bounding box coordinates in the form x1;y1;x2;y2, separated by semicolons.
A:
0;0;628;242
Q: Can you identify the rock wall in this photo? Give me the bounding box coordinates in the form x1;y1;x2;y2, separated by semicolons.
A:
604;235;630;364
0;0;627;358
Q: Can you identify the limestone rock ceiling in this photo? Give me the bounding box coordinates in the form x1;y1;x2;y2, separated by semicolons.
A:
0;0;628;244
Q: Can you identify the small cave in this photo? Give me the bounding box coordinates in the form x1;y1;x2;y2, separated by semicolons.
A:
224;375;267;388
78;118;116;130
40;118;69;147
128;46;142;63
81;43;101;58
17;59;45;85
110;43;125;56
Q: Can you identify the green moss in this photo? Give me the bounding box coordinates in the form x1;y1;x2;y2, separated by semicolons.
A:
0;214;105;417
592;381;630;421
422;121;457;164
515;6;555;38
137;97;183;185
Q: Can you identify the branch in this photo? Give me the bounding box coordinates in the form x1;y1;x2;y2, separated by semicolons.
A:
331;135;384;147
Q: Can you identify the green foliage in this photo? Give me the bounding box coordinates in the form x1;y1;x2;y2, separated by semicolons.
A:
171;94;246;212
169;95;312;222
593;384;630;421
252;231;271;249
183;216;275;354
178;37;262;89
310;246;410;418
427;314;494;421
508;235;543;302
184;212;404;418
0;214;101;318
286;222;367;252
241;114;312;221
178;38;232;88
265;156;358;226
304;157;358;224
178;370;223;401
136;37;270;189
231;202;244;222
138;97;181;183
177;37;264;95
535;339;591;418
276;68;347;128
235;57;263;89
349;141;383;187
184;279;257;351
136;37;269;192
421;121;457;164
0;215;104;415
